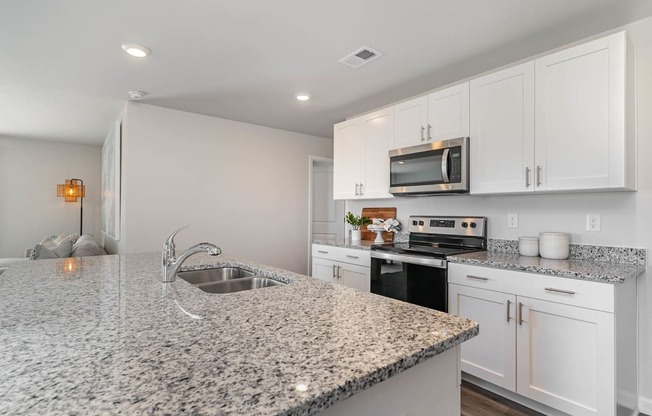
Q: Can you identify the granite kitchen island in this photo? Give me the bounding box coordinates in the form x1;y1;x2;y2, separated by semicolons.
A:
0;252;478;415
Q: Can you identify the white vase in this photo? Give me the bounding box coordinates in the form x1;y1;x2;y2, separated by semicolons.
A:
351;230;362;241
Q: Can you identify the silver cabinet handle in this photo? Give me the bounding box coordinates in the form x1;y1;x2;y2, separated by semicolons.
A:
427;124;432;141
360;183;364;196
518;302;524;326
506;299;511;323
525;167;531;188
545;287;576;295
346;255;359;259
536;165;542;187
421;126;425;141
466;274;488;281
332;264;336;279
355;184;359;196
337;266;342;279
318;250;328;254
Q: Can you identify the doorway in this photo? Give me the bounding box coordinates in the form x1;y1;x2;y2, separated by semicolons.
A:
308;156;344;272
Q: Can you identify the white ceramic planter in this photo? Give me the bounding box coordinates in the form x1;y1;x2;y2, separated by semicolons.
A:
539;232;570;259
518;237;539;257
351;230;362;241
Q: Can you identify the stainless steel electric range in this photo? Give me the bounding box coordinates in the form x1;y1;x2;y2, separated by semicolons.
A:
370;215;487;312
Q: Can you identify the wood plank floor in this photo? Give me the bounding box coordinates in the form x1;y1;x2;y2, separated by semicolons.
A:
461;382;543;416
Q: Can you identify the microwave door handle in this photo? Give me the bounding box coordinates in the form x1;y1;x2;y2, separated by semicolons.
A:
441;148;450;183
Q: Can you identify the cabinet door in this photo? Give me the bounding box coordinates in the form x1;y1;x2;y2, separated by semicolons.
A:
427;83;470;142
516;297;614;416
361;108;393;199
311;257;337;283
333;118;363;200
449;284;517;391
339;263;370;292
470;62;535;194
535;32;627;191
393;96;428;149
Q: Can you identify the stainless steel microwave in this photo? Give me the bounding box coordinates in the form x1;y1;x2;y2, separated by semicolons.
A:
389;137;469;196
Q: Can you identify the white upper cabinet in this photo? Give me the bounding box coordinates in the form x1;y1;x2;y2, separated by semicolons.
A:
393;83;469;149
534;31;635;192
361;107;394;199
393;96;428;149
470;31;635;195
427;83;470;142
333;119;363;200
333;108;393;200
470;62;535;194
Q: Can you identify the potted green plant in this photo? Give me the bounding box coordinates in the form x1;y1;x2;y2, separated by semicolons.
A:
345;212;372;241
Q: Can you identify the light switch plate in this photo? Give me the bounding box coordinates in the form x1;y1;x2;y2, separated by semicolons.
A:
507;213;518;229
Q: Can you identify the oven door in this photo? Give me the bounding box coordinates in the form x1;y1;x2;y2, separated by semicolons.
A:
370;251;448;312
389;137;468;195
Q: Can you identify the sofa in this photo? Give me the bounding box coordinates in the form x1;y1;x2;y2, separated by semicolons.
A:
0;234;106;275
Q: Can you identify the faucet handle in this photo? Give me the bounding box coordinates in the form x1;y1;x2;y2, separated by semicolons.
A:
163;225;191;256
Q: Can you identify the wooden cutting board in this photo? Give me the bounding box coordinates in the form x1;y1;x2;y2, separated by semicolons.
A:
361;207;397;242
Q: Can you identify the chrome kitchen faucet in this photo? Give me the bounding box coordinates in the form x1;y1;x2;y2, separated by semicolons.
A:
161;225;221;283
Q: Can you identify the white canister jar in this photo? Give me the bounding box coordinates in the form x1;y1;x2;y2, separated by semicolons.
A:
539;232;570;260
351;229;362;241
518;237;539;257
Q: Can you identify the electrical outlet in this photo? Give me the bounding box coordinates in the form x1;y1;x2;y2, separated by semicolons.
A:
587;214;602;232
507;213;518;229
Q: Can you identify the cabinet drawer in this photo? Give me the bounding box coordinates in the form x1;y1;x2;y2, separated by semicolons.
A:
449;263;614;313
312;244;371;267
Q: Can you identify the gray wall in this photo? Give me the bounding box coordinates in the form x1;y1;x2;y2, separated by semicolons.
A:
109;102;332;274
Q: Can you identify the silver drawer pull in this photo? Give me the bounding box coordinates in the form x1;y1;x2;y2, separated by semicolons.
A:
506;299;511;323
317;250;328;254
346;255;359;259
466;274;489;281
545;287;576;295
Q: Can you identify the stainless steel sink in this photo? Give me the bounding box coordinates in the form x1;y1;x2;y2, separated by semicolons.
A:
178;267;256;285
196;277;285;294
177;267;286;294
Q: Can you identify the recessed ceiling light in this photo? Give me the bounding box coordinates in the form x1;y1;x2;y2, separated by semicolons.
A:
295;93;312;101
122;44;151;58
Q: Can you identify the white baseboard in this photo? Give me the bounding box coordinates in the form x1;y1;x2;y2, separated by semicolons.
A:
640;395;652;415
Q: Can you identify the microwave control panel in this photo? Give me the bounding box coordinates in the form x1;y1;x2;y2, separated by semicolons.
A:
450;146;462;183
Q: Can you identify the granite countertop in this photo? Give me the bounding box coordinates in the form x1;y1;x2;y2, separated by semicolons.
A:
312;238;376;250
0;252;478;415
448;251;645;284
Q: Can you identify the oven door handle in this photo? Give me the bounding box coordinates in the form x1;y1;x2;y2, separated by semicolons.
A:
441;148;450;183
370;251;447;268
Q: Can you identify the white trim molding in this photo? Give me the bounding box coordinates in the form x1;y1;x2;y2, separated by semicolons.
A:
640;395;652;414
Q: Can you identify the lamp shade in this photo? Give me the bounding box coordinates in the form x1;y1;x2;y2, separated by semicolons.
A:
57;179;85;202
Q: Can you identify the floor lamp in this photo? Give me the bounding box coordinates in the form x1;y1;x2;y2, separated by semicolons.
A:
57;178;85;236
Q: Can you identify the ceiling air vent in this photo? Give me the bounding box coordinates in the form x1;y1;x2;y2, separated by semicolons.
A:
339;46;382;69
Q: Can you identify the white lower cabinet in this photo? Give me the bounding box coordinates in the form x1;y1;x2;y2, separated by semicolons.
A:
449;263;637;416
311;244;370;292
449;285;517;391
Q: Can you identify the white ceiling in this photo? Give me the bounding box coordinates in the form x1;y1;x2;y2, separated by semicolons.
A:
2;0;652;145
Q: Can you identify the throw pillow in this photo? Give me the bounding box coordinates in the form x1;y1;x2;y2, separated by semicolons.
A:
30;240;74;260
54;233;79;246
39;235;59;249
71;235;107;257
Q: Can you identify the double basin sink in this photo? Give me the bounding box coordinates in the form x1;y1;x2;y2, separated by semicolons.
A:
178;267;285;294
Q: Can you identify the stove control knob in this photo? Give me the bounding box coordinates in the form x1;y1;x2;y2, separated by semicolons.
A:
418;221;425;226
412;221;418;226
461;222;469;228
470;222;477;228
